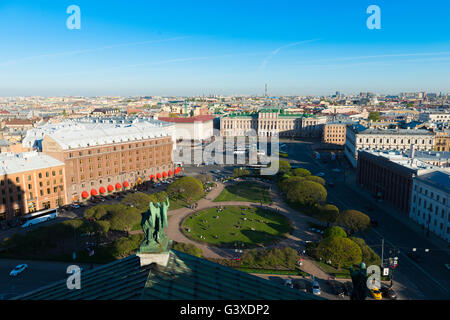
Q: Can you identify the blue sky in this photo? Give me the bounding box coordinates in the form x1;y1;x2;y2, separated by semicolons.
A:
0;0;449;96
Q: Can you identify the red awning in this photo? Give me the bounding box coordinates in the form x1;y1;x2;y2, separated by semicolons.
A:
156;173;162;179
81;191;89;199
91;189;98;196
162;171;168;178
107;184;114;192
123;181;129;188
99;187;106;194
168;170;173;176
150;175;155;180
115;183;122;190
175;167;181;174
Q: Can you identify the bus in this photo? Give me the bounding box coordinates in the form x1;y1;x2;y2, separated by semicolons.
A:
21;208;58;228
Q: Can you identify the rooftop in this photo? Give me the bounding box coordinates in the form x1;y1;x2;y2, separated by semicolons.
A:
23;117;174;150
157;115;216;123
416;170;450;194
0;152;64;175
13;250;321;300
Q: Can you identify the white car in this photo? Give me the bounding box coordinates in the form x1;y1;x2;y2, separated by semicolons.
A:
317;172;325;177
332;168;341;173
312;281;321;295
10;264;28;276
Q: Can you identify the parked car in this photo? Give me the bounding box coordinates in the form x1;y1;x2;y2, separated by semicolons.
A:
370;219;379;227
10;264;28;276
327;181;335;187
380;285;397;300
312;281;321;295
369;287;383;300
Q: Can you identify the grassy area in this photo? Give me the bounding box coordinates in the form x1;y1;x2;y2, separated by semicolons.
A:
182;206;291;247
214;181;271;204
315;261;352;278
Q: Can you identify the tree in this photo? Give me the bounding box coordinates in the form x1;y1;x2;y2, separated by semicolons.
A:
233;168;250;178
337;210;371;235
317;204;339;226
323;226;347;239
368;111;381;122
286;180;327;207
121;192;153;212
108;205;141;234
305;175;325;186
316;237;362;269
292;168;311;177
197;174;213;184
167;176;204;201
272;160;291;175
350;237;381;266
279;176;305;193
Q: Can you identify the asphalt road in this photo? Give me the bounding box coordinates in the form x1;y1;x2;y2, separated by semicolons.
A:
0;259;94;299
284;138;450;300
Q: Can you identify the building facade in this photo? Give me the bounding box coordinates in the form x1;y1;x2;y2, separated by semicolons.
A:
0;152;66;222
35;119;176;202
409;171;450;243
220;109;326;138
434;130;450;152
357;150;435;215
322;123;347;145
157;115;215;142
345;126;435;167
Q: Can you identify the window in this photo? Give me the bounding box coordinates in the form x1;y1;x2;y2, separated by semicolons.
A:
15;177;19;183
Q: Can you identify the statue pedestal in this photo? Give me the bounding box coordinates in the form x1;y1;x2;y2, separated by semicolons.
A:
137;252;170;267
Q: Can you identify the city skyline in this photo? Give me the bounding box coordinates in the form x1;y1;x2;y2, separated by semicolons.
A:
1;1;450;96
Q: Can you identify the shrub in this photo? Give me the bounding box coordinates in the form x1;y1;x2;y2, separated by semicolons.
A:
109;234;144;258
167;176;204;201
337;210;371;235
108;205;142;232
292;168;311;177
305;175;325;186
350;237;381;266
286;180;327;207
83;205;108;220
121;192;154;212
317;204;339;226
316;237;362;269
323;226;347;239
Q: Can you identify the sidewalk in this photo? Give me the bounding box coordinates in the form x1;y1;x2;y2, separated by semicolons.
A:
345;170;450;254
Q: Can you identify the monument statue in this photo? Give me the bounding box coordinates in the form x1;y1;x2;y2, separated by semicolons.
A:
349;262;368;300
137;197;171;254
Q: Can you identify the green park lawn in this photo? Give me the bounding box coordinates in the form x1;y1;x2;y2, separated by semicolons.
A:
214;181;271;204
182;206;290;247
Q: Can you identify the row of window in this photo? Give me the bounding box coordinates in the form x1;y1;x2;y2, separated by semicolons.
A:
68;140;171;158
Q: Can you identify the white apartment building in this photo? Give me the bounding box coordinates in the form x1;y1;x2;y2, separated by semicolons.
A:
419;112;450;124
409;170;450;243
345;126;435;167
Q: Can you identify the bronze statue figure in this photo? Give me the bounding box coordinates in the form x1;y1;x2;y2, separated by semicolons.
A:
138;197;171;254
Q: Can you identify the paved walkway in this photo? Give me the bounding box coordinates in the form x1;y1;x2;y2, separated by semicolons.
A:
164;178;331;280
